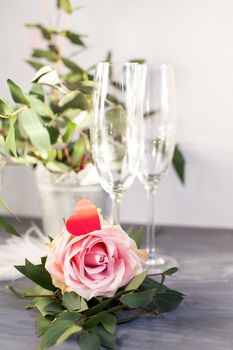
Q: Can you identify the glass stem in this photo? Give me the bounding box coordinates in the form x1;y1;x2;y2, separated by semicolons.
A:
111;192;123;226
146;185;158;263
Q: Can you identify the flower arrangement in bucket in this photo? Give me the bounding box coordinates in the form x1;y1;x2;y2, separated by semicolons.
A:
0;0;185;235
8;199;184;349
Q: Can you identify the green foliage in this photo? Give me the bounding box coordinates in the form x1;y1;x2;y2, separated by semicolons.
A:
0;216;20;236
0;0;185;182
172;145;185;184
8;242;183;350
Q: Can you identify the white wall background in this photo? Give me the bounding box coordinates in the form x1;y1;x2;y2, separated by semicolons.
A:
0;0;233;228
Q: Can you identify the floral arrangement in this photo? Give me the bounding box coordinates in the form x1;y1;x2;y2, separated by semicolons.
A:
8;199;184;350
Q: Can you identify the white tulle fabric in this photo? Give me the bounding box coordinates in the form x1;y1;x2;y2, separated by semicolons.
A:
0;224;48;281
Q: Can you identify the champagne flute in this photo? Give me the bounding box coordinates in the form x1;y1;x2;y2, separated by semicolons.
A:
138;64;177;273
91;62;146;225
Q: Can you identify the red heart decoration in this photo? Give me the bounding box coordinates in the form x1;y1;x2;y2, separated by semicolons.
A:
66;199;101;236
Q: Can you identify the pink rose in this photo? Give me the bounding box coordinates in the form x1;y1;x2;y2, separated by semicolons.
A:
45;226;147;300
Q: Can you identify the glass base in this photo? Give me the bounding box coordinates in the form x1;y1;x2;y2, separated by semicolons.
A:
144;255;178;274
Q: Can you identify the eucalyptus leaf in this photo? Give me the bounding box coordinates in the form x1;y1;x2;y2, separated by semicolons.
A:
172;145;185;184
46;161;70;173
0;216;20;236
71;138;86;167
62;57;84;73
6;115;17;157
0;99;12;115
59;91;90;111
47;127;59;144
63;121;76;143
26;60;44;71
65;31;85;46
29;84;45;101
31;66;53;83
36;70;61;87
19;108;51;159
27;96;53;118
32;49;58;62
57;0;73;14
0;135;10;156
7;79;30;106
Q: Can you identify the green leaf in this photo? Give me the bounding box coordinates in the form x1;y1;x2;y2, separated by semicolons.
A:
40;320;81;348
65;31;85;46
62;292;81;311
46;161;70;173
44;302;65;314
124;270;148;291
63;121;76;143
31;66;61;87
131;227;144;248
62;57;84;73
56;311;82;322
7;79;30;106
15;259;56;291
59;91;90;110
6;115;17;157
83;312;106;329
0;99;12;115
0;188;15;216
32;49;58;62
79;297;88;312
79;331;101;350
37;315;52;336
36;71;61;87
27;96;53;118
19;285;54;297
26;23;54;40
26;60;45;71
0;216;20;236
94;325;116;348
57;0;73;14
0;135;10;156
86;299;112;317
155;290;184;312
120;289;155;308
19;108;51;159
71;138;86;167
140;276;161;291
106;107;126;134
100;313;116;335
31;66;53;83
163;267;178;276
172;145;185;184
29;84;45;101
34;297;56;316
129;58;146;64
47;127;59;144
